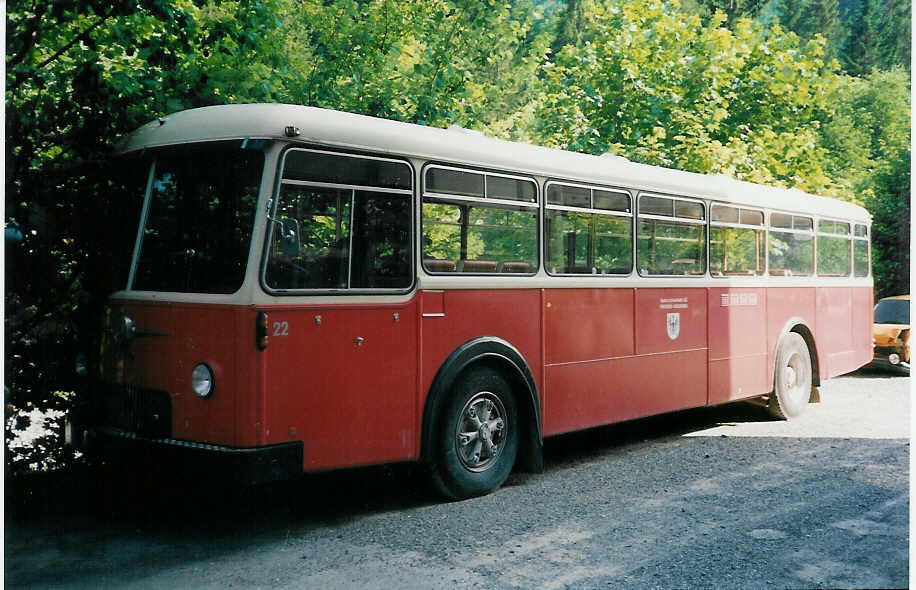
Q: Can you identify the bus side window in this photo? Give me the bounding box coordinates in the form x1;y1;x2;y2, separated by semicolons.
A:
817;219;852;277
544;183;632;275
768;213;813;277
709;205;765;277
422;166;538;275
265;149;413;291
636;195;706;276
853;224;869;277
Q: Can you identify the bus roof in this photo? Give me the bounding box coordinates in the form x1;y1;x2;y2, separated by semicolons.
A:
118;103;870;223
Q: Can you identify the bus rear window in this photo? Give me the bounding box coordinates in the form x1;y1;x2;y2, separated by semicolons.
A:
132;142;263;294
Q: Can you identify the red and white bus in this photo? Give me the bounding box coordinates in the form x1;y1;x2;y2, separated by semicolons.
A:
77;104;873;499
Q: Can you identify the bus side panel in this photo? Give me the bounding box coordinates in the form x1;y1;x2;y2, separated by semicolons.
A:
543;351;707;435
634;287;707;404
816;287;863;378
543;288;635;364
707;288;769;404
766;288;816;387
852;286;875;369
634;288;707;355
419;289;542;442
539;286;709;435
541;288;635;434
262;299;419;470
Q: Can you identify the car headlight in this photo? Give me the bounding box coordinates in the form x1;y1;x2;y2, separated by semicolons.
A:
192;363;214;398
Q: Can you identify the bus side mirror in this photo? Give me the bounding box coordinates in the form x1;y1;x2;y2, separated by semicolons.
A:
266;199;301;256
275;218;301;256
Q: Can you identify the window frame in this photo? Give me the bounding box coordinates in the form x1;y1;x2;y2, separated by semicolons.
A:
544;179;634;277
260;146;416;295
636;192;708;278
708;203;766;278
815;216;853;277
766;209;815;278
421;162;539;276
853;223;871;278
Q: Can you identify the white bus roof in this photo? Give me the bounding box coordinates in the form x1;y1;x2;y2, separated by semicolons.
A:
118;103;870;223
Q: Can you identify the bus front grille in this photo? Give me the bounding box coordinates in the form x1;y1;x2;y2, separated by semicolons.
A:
101;385;172;438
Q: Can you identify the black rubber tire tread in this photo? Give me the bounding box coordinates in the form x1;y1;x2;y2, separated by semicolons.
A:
767;332;812;420
430;366;518;501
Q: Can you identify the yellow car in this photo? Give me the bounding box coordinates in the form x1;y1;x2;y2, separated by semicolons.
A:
873;295;910;371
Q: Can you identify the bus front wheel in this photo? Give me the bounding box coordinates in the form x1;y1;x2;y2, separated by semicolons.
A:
432;367;519;500
767;332;812;420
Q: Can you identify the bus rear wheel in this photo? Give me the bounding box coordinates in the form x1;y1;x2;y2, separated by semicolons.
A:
432;367;518;500
767;332;812;420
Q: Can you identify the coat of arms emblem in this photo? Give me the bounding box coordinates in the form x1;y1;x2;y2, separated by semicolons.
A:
666;312;680;340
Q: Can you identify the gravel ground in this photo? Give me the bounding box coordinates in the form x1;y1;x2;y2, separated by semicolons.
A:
5;369;909;589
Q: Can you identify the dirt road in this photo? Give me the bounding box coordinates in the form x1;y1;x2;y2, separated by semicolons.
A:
6;369;909;589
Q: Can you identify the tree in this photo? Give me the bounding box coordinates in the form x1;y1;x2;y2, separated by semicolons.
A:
532;0;842;194
289;0;550;133
5;0;309;473
822;68;911;297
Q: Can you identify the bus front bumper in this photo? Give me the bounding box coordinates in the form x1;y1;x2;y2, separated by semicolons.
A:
70;424;304;487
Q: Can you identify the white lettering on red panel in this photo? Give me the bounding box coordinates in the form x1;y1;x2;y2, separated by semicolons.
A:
720;293;759;307
659;297;688;310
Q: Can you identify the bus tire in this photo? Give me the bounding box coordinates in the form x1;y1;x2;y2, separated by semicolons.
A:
767;332;812;420
431;366;518;500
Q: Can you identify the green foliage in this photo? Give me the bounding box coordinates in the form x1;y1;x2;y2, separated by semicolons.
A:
769;0;911;76
685;0;911;76
533;1;842;194
293;0;551;133
822;68;911;296
6;0;304;402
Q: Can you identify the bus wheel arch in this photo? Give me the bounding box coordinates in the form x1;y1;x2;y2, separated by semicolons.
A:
789;323;821;389
421;337;542;499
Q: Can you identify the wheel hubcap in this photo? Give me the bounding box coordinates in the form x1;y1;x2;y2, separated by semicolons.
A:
783;352;808;403
456;392;507;472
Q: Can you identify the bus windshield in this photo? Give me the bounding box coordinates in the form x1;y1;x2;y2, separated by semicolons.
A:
131;142;264;294
874;299;910;325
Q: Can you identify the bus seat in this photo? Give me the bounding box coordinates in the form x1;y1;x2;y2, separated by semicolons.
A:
458;260;498;273
497;261;533;273
424;258;457;272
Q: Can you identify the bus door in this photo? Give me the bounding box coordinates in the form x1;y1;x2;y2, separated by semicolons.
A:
259;149;418;470
259;301;418;471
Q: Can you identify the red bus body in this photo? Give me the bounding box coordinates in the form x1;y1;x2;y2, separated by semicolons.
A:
87;105;873;494
101;283;871;471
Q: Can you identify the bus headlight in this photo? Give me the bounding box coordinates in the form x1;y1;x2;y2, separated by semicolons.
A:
192;363;214;398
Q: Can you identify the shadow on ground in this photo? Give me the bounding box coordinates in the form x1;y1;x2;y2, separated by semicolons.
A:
16;365;900;533
6;393;785;541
